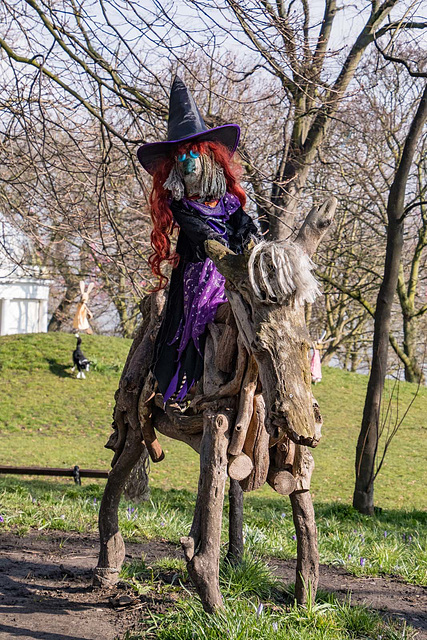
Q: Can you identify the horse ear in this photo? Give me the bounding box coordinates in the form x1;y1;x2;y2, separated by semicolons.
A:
80;281;85;295
87;283;94;296
295;197;337;258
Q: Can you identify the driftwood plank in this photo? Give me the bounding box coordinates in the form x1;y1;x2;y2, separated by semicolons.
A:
240;394;269;492
228;355;258;456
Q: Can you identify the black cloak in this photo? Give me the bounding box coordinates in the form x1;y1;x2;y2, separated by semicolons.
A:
152;198;257;399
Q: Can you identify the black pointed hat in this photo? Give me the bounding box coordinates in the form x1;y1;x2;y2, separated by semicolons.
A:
137;76;240;175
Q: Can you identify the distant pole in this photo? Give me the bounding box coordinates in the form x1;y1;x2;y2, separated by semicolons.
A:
0;465;109;480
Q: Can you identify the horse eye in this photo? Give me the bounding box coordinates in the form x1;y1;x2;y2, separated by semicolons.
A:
177;153;186;162
189;150;200;158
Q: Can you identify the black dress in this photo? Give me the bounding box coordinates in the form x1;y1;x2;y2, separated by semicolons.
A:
152;196;257;401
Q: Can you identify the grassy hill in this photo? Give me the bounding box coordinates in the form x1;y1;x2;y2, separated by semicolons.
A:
0;332;425;510
0;333;132;470
1;332;426;589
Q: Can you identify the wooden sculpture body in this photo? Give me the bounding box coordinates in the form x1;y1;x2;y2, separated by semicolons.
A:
94;198;337;612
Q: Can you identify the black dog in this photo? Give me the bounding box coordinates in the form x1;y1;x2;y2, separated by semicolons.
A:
72;334;90;379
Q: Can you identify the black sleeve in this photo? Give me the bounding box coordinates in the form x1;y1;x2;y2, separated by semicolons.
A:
172;203;227;261
227;206;258;254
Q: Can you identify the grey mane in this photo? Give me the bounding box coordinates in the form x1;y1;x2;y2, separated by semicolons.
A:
248;240;320;306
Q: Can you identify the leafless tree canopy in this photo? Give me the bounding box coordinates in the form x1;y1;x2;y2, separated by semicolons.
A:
0;0;425;343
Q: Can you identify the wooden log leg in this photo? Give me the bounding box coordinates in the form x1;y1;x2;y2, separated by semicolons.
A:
267;438;297;495
226;478;244;565
289;489;319;605
181;405;232;612
93;428;145;588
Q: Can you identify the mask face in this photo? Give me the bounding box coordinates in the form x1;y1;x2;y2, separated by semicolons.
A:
177;150;203;196
163;150;227;202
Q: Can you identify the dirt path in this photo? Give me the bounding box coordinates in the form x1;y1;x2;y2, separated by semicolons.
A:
270;558;427;637
0;531;426;640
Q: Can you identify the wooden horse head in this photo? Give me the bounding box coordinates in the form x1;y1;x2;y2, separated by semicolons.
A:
205;197;337;449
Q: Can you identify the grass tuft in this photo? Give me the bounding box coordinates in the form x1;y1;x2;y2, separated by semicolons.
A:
144;595;412;640
220;552;284;600
1;479;425;585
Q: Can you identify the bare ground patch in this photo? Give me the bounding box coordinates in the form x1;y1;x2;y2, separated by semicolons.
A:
0;531;425;640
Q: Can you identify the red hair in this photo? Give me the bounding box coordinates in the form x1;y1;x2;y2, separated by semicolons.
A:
149;140;246;290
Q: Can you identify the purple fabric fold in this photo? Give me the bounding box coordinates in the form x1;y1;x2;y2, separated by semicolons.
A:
165;258;227;403
163;362;182;403
182;192;240;220
180;259;227;356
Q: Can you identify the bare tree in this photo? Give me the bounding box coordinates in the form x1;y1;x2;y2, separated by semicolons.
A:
0;116;153;334
311;53;427;381
1;0;425;240
354;82;426;514
172;1;426;237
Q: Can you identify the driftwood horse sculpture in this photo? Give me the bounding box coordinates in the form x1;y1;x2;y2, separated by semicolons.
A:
93;198;337;612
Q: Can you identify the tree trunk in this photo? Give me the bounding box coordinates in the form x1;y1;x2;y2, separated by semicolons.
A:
181;404;233;613
48;283;79;331
93;427;145;587
402;313;425;383
353;86;427;515
269;157;312;240
113;273;139;338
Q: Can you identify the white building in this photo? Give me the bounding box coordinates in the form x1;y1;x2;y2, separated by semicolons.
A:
0;266;50;335
0;216;51;335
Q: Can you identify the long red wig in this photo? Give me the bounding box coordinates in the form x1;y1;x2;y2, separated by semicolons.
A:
149;140;246;290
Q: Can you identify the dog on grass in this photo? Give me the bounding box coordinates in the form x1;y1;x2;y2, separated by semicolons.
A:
72;334;90;379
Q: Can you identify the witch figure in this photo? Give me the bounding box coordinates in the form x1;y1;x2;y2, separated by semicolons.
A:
137;76;257;402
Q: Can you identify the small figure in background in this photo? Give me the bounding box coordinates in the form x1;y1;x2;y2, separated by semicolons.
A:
72;334;90;379
311;346;322;384
311;330;332;384
72;281;94;334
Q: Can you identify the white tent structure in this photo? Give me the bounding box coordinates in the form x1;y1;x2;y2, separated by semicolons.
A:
0;218;50;336
0;266;50;335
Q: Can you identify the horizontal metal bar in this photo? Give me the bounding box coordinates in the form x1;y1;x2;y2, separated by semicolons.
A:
0;465;109;478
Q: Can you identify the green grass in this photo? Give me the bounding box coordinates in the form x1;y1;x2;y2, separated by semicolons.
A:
0;334;424;509
117;552;413;639
1;479;425;585
0;333;426;587
0;332;131;468
119;554;412;639
0;332;129;374
311;367;426;510
1;333;424;639
143;596;412;640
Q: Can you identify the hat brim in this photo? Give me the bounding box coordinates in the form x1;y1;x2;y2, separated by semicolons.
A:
137;124;240;175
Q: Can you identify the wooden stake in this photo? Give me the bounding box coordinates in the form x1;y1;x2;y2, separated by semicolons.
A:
290;490;319;604
227;478;244;565
228;452;253;481
138;374;164;463
240;394;270;492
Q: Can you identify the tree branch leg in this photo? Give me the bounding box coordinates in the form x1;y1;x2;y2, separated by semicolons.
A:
181;404;232;612
93;427;144;587
226;478;244;565
289;489;319;604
